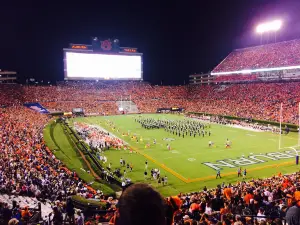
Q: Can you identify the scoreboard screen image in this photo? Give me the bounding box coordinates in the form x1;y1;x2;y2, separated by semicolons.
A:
64;52;142;80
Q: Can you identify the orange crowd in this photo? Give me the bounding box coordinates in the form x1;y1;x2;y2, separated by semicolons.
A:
212;39;300;73
2;81;300;124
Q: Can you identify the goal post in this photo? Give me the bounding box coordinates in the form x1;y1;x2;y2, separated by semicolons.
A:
278;102;300;150
278;102;283;150
298;102;300;146
278;102;300;165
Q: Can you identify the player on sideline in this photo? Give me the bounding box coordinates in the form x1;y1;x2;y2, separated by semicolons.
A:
167;144;171;151
237;167;242;177
216;169;221;179
145;160;148;170
243;168;247;180
225;138;231;148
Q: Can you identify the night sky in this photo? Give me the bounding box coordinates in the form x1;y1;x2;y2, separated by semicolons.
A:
1;0;300;85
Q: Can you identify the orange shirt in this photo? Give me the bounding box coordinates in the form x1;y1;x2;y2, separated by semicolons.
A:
294;191;300;201
190;203;200;212
224;188;232;200
220;207;230;215
244;193;254;204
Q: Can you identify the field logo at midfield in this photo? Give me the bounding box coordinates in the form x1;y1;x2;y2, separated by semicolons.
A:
163;138;175;142
203;150;300;170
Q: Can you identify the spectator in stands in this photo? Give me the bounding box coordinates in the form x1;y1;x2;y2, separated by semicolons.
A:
2;203;12;225
7;218;19;225
52;206;63;225
65;197;75;224
76;210;84;225
115;183;166;225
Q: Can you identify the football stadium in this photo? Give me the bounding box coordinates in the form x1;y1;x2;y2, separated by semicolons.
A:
1;7;300;225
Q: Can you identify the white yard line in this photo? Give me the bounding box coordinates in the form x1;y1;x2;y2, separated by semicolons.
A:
286;136;298;140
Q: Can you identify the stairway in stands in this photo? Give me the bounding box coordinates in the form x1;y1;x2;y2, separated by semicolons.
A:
0;194;52;220
116;101;139;114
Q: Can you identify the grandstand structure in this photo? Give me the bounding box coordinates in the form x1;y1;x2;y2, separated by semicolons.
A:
189;72;213;85
0;70;17;83
211;39;300;83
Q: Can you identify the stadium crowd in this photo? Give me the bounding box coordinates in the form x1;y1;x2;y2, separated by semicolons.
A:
212;39;300;73
104;173;300;225
0;106;119;224
167;172;300;225
187;82;300;124
2;79;300;224
2;81;300;123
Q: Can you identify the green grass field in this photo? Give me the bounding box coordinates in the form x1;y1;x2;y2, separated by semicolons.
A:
43;121;117;196
61;114;300;196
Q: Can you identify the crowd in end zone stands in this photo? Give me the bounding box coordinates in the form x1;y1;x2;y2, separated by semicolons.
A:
2;81;300;124
1;81;300;224
212;39;300;73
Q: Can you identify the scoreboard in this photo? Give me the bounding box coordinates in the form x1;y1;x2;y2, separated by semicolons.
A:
63;39;143;80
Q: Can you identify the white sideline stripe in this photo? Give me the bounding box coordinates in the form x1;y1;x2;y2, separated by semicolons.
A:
246;134;256;137
286;136;298;140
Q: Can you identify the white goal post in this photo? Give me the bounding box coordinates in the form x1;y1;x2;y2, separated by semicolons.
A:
278;102;300;152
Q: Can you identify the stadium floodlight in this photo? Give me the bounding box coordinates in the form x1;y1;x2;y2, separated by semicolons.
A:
256;20;282;33
271;20;282;31
256;24;266;33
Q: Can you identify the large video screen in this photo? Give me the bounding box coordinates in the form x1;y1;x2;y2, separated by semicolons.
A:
65;52;142;80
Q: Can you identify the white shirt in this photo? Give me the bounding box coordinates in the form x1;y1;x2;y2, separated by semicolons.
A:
205;206;212;215
257;212;266;222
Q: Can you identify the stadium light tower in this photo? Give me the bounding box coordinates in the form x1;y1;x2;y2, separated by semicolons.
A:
256;20;282;44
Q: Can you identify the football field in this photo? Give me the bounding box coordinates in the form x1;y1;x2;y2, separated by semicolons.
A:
70;114;300;196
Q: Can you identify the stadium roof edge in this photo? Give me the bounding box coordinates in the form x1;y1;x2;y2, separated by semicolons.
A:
211;65;300;76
